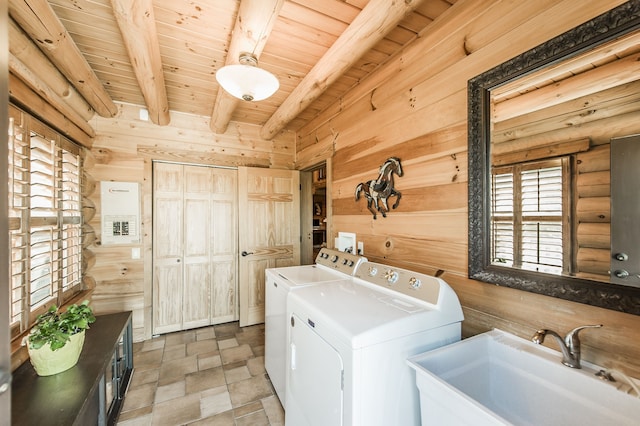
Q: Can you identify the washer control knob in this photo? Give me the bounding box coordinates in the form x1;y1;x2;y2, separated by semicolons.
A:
348;260;354;267
409;277;421;289
368;266;378;276
384;269;399;285
331;255;339;263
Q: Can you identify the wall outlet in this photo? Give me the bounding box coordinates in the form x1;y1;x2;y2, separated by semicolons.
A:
131;247;141;259
358;241;364;255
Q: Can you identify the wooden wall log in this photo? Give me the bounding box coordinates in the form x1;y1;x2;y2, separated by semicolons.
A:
8;0;117;117
577;145;610;172
9;74;92;147
576;223;610;249
9;55;95;137
576;247;610;275
577;170;610;198
9;18;94;121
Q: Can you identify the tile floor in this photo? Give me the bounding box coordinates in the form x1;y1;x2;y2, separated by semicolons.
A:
117;322;284;426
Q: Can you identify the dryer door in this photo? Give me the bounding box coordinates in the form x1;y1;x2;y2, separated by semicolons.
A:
286;313;343;426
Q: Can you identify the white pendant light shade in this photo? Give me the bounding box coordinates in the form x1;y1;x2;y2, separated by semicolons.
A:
216;53;279;102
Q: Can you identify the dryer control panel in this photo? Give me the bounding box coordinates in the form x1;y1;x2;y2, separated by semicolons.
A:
355;261;450;307
315;248;367;276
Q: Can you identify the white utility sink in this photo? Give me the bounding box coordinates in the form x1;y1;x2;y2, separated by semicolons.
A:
407;329;640;425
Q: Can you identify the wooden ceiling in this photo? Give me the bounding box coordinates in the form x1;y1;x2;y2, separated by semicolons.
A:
8;0;457;139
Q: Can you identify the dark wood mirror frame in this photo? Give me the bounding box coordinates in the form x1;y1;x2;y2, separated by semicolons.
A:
468;0;640;315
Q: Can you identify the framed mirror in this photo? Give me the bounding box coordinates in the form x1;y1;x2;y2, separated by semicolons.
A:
468;1;640;315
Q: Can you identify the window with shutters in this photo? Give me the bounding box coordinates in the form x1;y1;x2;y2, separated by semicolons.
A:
491;158;570;275
8;113;83;341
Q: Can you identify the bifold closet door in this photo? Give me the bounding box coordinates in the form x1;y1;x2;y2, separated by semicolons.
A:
153;162;238;334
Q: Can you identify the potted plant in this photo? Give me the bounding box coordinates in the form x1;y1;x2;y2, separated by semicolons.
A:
26;300;96;376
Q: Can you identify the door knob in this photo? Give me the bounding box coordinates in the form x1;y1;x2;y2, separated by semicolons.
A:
241;251;254;257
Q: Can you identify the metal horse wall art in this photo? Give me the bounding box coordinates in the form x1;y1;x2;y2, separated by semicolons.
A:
355;157;403;219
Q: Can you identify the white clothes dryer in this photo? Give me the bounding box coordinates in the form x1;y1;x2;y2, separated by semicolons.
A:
285;261;464;426
265;248;366;406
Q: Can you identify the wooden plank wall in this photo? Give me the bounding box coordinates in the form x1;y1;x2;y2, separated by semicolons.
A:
296;0;640;377
88;104;295;341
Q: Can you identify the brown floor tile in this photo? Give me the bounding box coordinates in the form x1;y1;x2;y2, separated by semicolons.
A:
220;343;254;365
262;395;285;426
165;329;197;347
199;385;233;418
129;368;159;389
154;380;185;404
121;382;156;412
212;322;241;339
117;322;282;426
187;410;234;425
233;400;264;418
133;348;163;371
162;343;186;361
228;374;274;407
118;405;153;423
235;409;270;426
186;339;218;356
151;392;202;426
247;356;266;376
185;366;226;394
197;353;222;371
195;328;216;341
158;354;199;386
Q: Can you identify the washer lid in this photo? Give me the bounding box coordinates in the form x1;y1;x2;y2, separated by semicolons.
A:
288;279;463;348
267;265;348;287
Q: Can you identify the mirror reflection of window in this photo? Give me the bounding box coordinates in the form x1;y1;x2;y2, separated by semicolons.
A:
491;158;570;275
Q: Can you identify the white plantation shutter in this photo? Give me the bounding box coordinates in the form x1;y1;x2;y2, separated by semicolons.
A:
492;159;566;274
7;113;83;339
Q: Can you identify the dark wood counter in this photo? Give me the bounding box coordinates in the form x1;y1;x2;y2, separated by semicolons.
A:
12;311;133;426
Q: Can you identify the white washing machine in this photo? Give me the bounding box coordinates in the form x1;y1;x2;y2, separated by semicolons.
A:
265;248;366;406
285;261;464;426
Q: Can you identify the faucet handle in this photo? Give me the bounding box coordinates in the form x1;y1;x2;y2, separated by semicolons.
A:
565;324;602;349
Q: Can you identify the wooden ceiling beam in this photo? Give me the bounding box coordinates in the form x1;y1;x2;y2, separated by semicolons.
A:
110;0;170;126
210;0;285;134
260;0;426;140
8;0;118;118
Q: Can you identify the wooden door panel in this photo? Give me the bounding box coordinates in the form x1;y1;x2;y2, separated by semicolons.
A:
183;262;210;329
183;165;213;328
153;262;182;334
210;168;238;323
184;199;209;256
211;261;237;324
212;200;235;254
153;163;184;334
239;167;300;326
154;199;183;258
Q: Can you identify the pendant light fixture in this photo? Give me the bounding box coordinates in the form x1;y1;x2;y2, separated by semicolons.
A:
216;52;279;102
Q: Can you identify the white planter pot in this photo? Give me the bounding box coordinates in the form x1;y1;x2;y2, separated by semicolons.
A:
28;330;86;376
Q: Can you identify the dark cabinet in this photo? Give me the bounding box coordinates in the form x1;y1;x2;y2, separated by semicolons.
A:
12;311;134;425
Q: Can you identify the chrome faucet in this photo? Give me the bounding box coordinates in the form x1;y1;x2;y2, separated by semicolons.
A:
531;324;602;368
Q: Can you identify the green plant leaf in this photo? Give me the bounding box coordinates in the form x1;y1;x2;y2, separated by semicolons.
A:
28;301;95;351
